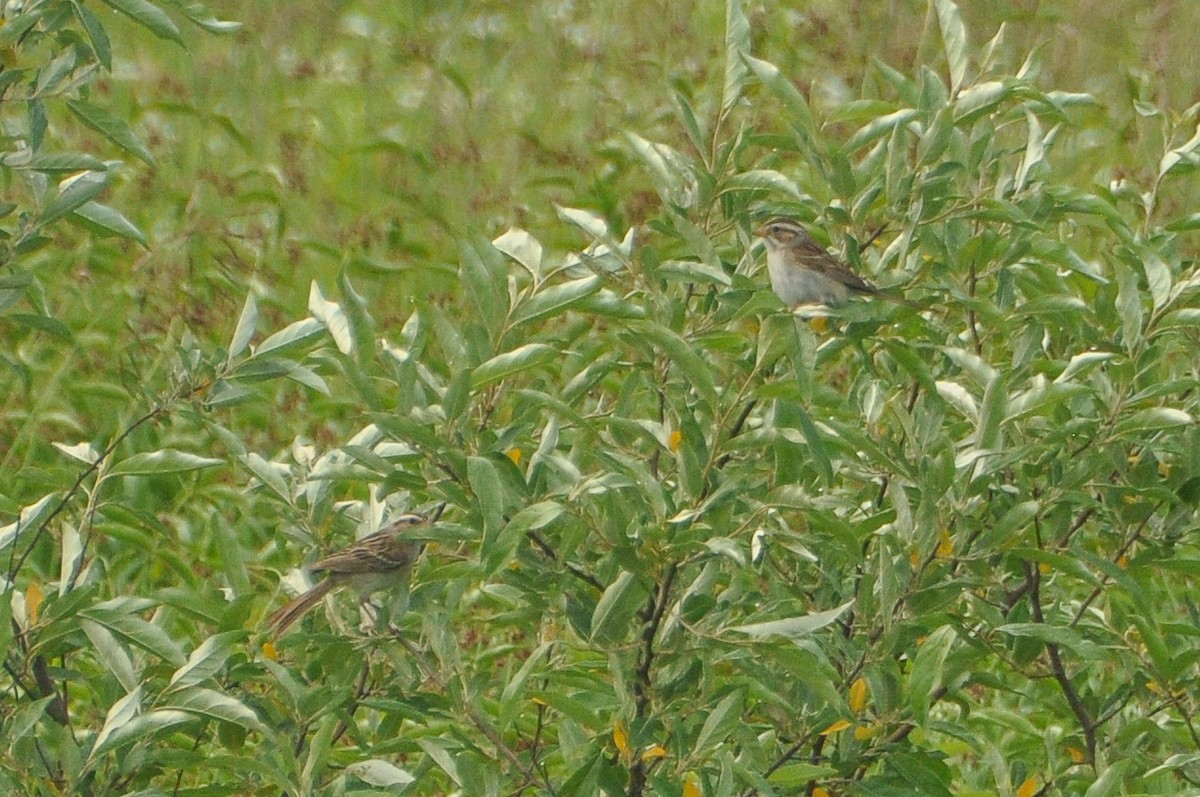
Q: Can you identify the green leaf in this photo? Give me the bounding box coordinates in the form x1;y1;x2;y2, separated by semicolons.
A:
417;737;463;786
630;321;718;408
70;201;148;245
625;132;693;207
99;0;182;43
845;108;920;153
1054;351;1116;383
932;0;969;93
792;403;834;486
174;0;242;33
345;759;416;788
1079;757;1138;797
0;493;59;553
468;455;505;534
2;151;108;172
167;631;242;690
721;0;750;115
239;453;290;501
227;292;258;361
79;618;138;690
953;79;1008;124
338;269;376;361
89;686;141;758
590;571;647;645
80;601;187;665
1113;260;1144;351
692;689;743;755
493;227;544;279
1159;124;1200;179
718;169;803;199
1014;108;1045;191
998;623;1106;659
459;238;509;334
977;500;1038;551
92;707;192;759
974;370;1007;450
254;318;325;357
727;600;853;638
1115;407;1193;434
41;171;110;224
471;343;558;389
165;686;265;730
511;275;601;326
67;100;156;166
658;259;732;287
909;625;955;722
745;55;817;139
4;696;57;747
308;281;353;355
1140;249;1172;311
767;763;838;787
0;9;46;48
110;449;223;475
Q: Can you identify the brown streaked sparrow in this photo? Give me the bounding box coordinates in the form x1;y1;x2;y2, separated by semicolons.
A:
267;509;438;635
755;217;912;307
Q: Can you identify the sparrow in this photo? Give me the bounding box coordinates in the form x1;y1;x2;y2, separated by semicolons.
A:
754;217;913;307
267;510;437;635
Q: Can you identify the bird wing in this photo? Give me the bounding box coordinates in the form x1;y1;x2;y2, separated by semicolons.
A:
796;238;879;295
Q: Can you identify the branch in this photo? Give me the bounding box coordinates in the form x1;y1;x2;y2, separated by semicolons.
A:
526;530;604;592
392;631;555;795
1027;560;1095;761
628;562;678;797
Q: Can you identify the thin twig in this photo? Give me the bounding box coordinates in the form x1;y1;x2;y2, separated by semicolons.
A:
628;562;679;797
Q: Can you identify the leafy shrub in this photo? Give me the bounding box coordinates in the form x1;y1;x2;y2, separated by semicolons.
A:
4;1;1200;795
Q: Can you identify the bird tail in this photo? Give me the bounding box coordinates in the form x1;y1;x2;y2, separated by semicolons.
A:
267;579;334;635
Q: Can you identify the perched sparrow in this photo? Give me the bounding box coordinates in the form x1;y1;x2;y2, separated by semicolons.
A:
755;217;911;307
267;511;436;635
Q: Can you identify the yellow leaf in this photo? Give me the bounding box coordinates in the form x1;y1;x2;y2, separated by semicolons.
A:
668;430;682;452
1016;776;1039;797
810;317;829;334
849;677;868;712
506;448;522;465
1038;561;1051;574
820;718;851;736
683;779;701;797
613;720;630;757
854;724;878;741
26;581;43;626
1067;746;1086;763
813;788;830;797
936;528;953;558
641;744;667;762
261;641;278;661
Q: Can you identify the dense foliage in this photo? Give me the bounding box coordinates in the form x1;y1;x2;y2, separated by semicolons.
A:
4;1;1200;795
